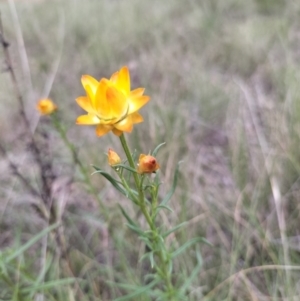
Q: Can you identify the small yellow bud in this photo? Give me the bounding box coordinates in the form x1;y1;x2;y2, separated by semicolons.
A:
108;148;121;166
137;154;160;174
36;98;57;115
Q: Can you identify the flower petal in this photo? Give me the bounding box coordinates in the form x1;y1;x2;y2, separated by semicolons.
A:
96;124;113;137
84;84;97;109
76;96;94;113
139;154;146;160
116;66;130;95
130;112;144;124
105;86;128;120
81;75;99;95
112;128;123;136
114;115;133;132
94;79;109;115
128;95;150;114
76;114;100;125
110;71;119;84
130;88;145;98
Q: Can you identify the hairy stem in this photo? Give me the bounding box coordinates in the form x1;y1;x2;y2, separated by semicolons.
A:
119;133;175;300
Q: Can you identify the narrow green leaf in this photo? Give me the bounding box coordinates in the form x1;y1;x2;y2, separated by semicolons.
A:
143;184;153;191
21;278;76;293
157;204;173;212
162;221;188;238
151;142;166;157
153;204;173;221
172;237;210;258
5;223;60;264
132;149;138;162
113;279;160;301
92;166;121;181
126;223;144;236
140;251;155;268
139;237;153;252
180;249;202;293
128;188;138;196
161;161;183;206
153;172;161;189
92;166;126;196
149;251;155;268
118;205;140;229
114;163;138;174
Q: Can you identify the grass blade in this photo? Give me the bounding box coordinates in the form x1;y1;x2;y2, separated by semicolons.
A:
161;161;182;206
5;223;60;264
151;142;166;157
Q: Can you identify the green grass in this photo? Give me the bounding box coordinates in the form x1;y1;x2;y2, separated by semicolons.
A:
1;0;300;300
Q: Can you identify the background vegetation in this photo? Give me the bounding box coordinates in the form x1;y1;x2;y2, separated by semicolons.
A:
1;0;300;300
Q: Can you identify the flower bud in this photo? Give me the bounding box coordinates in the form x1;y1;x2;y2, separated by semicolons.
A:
36;98;57;115
108;148;121;166
137;154;160;174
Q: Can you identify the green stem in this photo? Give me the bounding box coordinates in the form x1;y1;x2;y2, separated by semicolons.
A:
119;133;175;300
51;114;109;220
119;133;140;187
119;134;154;229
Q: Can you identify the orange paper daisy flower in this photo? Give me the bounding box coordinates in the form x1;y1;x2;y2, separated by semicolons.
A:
36;98;57;115
76;66;150;137
137;154;160;174
108;148;121;166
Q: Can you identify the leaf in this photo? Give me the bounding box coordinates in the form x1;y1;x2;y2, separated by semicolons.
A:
132;149;138;162
125;189;139;205
151;142;166;157
140;251;155;268
180;248;203;294
92;166;126;196
157;205;173;213
126;223;144;236
162;222;188;238
149;252;155;268
143;184;153;191
153;204;173;220
113;279;160;301
139;236;153;251
161;161;183;206
5;223;60;264
21;278;77;293
118;205;140;229
171;237;211;258
114;163;138;174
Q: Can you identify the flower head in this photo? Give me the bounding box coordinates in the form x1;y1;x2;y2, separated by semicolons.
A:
108;148;121;166
137;154;160;174
36;98;57;115
76;66;150;137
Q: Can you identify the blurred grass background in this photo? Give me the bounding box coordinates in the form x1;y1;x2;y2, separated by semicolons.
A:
1;0;300;300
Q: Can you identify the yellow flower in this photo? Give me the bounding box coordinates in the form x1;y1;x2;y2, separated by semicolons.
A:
108;148;121;166
36;98;57;115
137;154;160;174
76;66;150;137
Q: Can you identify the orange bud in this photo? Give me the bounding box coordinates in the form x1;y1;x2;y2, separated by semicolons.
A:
36;98;57;115
137;154;160;174
108;148;121;166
